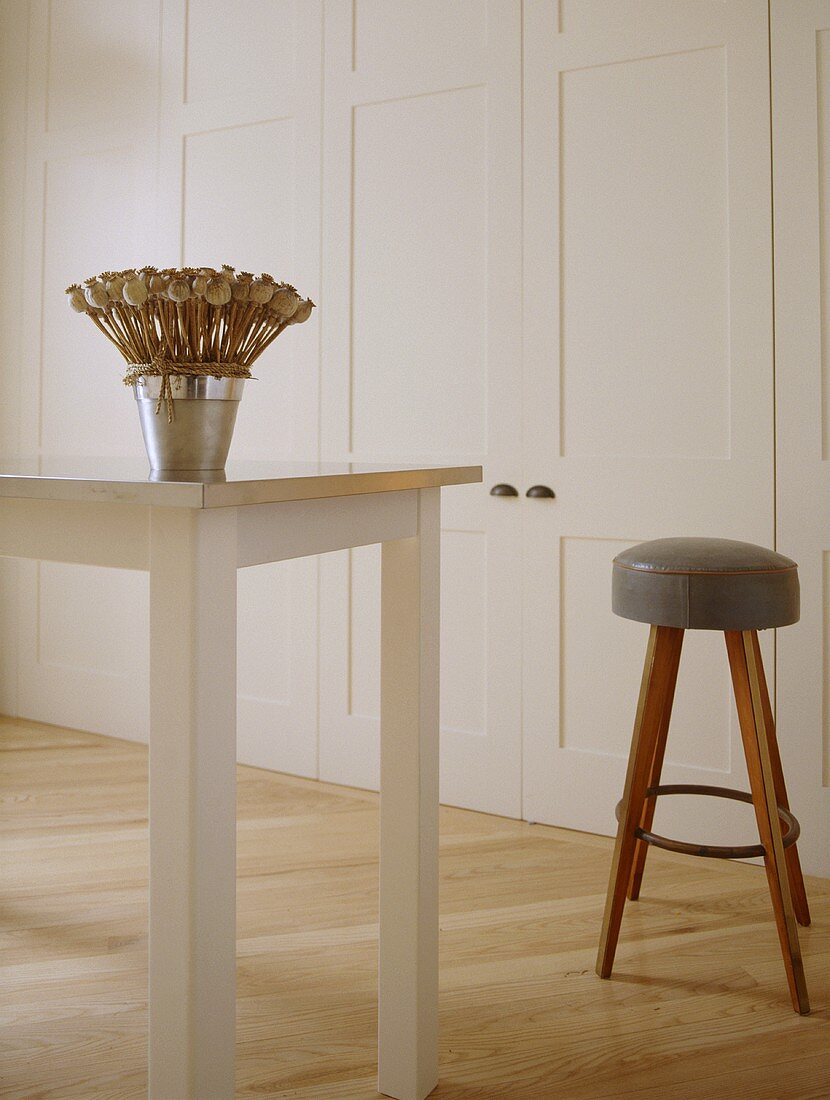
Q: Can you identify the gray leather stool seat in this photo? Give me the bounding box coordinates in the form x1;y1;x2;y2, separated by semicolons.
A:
612;537;799;631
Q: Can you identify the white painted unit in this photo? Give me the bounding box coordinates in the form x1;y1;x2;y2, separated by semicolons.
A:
771;0;830;877
521;0;778;854
1;1;827;875
318;0;524;816
8;1;322;777
13;0;161;741
154;1;323;776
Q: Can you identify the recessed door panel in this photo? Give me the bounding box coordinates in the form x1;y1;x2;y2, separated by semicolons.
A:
184;0;297;103
560;48;730;459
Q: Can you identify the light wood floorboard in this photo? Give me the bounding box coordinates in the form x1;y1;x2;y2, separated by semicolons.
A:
2;717;829;1098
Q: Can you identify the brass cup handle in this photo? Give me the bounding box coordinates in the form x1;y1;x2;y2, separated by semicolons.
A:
526;485;556;499
490;483;519;497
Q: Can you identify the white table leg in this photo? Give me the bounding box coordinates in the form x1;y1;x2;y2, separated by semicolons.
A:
148;507;238;1098
379;487;441;1100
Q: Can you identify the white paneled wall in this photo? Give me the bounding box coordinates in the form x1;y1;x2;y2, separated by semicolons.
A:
3;0;518;802
1;0;323;773
2;1;829;875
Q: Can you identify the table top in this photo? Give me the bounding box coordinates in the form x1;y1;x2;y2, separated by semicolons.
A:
0;456;482;508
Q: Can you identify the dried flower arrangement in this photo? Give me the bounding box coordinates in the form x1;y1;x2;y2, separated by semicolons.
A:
66;265;314;420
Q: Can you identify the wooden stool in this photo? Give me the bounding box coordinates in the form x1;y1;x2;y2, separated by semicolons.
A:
596;537;811;1015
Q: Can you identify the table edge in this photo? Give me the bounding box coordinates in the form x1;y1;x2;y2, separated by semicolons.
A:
0;466;483;508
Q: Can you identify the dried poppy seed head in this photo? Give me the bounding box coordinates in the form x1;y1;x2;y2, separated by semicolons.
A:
231;278;250;302
84;282;109;310
205;277;232;306
289;298;315;325
249;279;273;305
122;276;148;307
167;278;191;303
268;286;300;319
66;285;88;312
106;275;126;301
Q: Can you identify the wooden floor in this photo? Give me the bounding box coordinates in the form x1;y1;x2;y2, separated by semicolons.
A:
2;718;830;1099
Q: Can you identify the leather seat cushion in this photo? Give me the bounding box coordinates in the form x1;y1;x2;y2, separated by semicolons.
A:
612;537;799;630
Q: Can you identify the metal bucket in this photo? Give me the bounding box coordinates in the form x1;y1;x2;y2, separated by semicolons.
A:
133;376;245;471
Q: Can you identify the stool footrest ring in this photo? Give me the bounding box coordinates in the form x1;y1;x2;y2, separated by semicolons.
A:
614;783;800;860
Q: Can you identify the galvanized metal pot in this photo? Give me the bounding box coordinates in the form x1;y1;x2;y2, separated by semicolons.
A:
133;376;245;471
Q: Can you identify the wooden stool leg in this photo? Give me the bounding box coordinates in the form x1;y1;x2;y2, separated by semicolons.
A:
725;630;810;1015
597;625;684;979
628;629;684;901
749;631;811;927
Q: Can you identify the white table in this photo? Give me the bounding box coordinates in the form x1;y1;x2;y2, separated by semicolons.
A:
0;458;481;1100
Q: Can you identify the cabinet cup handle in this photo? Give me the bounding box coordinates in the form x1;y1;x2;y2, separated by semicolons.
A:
526;485;556;499
490;483;519;497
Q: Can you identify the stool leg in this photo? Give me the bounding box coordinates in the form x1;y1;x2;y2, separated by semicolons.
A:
749;631;810;927
628;629;684;901
725;630;810;1015
597;625;684;979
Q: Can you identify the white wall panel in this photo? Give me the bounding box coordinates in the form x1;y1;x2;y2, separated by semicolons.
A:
559;0;726;38
560;48;730;458
236;558;317;779
42;147;154;457
183;121;296;274
351;87;488;457
46;0;160;132
440;529;488;736
185;0;296;103
182;118;302;459
353;0;484;75
345;530;488;738
14;561;150;742
18;558;149;743
38;562;148;676
237;563;291;705
348;543;380;721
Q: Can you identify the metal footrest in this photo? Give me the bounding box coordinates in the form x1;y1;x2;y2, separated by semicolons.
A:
614;783;800;860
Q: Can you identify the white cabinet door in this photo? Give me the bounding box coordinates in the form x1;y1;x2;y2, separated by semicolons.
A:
522;0;777;847
14;1;324;778
317;1;524;815
771;0;830;877
15;0;162;742
156;1;323;776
